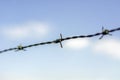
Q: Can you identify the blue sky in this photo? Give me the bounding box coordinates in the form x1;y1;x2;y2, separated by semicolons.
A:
0;0;120;80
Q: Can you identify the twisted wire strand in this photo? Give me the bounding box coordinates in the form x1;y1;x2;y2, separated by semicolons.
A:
0;27;120;53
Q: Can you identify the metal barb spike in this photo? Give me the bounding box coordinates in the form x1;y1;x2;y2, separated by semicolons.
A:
59;34;63;48
99;35;104;39
102;26;104;31
99;27;112;39
15;44;26;52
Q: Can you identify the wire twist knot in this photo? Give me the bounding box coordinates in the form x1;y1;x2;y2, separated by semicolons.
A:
15;45;26;51
99;27;112;39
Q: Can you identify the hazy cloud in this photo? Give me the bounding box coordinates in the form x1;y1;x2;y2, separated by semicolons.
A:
64;38;90;50
93;38;120;59
1;21;50;40
64;37;120;60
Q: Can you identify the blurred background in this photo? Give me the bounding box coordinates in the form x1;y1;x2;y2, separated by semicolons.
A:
0;0;120;80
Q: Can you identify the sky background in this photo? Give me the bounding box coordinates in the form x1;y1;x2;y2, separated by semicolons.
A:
0;0;120;80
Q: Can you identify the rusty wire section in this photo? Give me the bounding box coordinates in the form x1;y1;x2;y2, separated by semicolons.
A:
0;27;120;53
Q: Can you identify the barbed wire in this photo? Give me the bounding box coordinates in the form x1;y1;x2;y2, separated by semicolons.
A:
0;27;120;54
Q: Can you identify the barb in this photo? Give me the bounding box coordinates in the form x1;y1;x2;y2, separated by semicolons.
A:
99;26;112;39
15;44;26;52
59;34;63;48
0;27;120;54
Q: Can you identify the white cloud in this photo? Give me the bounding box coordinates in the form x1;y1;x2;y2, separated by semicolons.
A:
93;38;120;59
1;21;50;40
64;37;120;59
64;38;90;50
